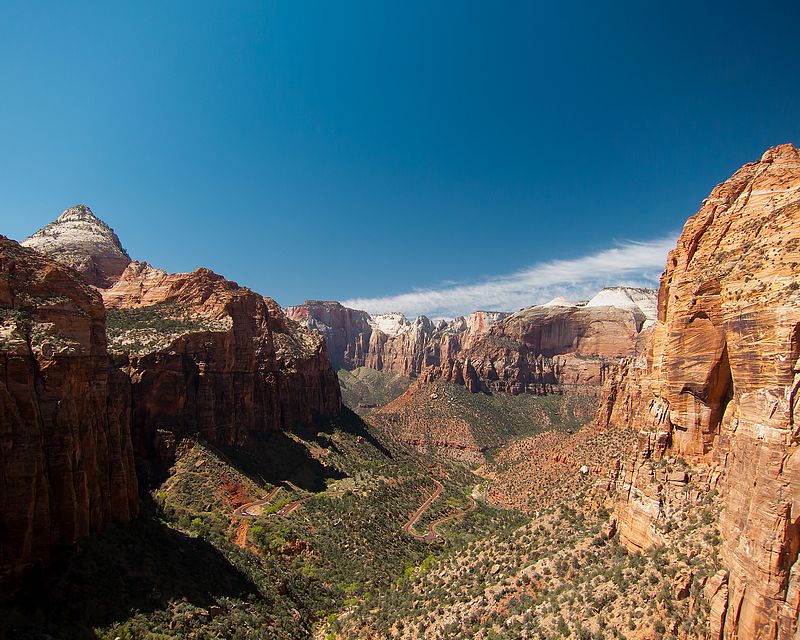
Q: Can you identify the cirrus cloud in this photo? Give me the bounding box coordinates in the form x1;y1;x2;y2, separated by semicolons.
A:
342;235;677;319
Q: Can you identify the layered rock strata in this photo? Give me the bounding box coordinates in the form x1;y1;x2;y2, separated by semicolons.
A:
288;290;656;394
597;144;800;640
0;238;138;586
103;262;341;477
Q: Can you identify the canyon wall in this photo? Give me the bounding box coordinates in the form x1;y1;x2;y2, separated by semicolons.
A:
103;262;342;481
598;144;800;640
286;300;373;370
0;238;138;586
288;288;655;395
1;208;343;587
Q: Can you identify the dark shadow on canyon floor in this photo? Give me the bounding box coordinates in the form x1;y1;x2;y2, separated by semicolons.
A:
0;502;258;640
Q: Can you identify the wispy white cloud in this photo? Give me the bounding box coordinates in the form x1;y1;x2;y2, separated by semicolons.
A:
342;235;677;319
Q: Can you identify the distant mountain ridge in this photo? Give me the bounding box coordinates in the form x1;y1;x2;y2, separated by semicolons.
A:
287;287;656;394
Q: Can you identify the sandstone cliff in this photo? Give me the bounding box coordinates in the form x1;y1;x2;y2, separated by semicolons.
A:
22;205;131;288
289;289;655;395
598;144;800;640
286;300;373;370
103;262;341;479
0;238;138;586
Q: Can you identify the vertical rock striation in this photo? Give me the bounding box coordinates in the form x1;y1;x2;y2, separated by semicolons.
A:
0;238;138;587
103;263;341;480
289;291;655;395
598;144;800;640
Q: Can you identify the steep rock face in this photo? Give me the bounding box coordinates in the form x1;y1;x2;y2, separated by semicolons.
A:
598;144;800;640
286;302;513;380
0;238;138;586
104;263;341;479
452;301;651;394
290;292;655;394
21;205;131;288
285;300;373;370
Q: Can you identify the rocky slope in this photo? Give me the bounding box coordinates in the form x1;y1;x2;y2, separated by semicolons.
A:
369;378;598;463
0;237;138;586
103;261;342;480
21;204;131;288
288;289;655;394
597;143;800;640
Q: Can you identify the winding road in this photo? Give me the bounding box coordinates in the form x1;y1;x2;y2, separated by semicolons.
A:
402;480;443;541
275;497;308;516
233;485;282;518
430;496;477;537
402;481;478;543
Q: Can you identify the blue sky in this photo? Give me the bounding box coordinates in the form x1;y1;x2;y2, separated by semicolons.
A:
1;1;798;317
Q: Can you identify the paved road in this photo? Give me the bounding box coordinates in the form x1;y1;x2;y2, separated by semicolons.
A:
430;496;477;537
233;486;282;518
402;481;478;543
401;480;443;542
276;497;308;516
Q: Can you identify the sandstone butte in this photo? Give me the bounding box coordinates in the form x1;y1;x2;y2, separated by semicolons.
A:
287;287;657;395
0;238;139;586
0;209;341;585
596;143;800;640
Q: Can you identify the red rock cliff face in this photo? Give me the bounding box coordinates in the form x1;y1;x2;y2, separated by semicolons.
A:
433;303;650;394
0;238;138;586
103;264;341;478
598;144;800;640
290;299;654;394
285;300;373;370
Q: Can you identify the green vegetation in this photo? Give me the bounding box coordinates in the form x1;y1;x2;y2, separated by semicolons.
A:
106;303;231;354
337;366;411;413
337;465;723;640
372;380;598;463
0;410;520;640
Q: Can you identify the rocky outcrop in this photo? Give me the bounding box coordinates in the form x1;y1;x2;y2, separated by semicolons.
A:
22;205;131;288
598;144;800;640
104;263;341;480
0;238;138;587
289;290;655;395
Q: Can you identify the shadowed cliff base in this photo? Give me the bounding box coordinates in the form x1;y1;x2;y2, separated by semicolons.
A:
0;503;259;640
